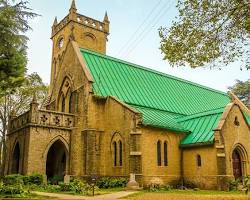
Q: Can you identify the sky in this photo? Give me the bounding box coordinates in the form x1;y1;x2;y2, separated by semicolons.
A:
26;0;249;92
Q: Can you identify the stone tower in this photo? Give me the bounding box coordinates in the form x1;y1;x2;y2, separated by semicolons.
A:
49;0;110;94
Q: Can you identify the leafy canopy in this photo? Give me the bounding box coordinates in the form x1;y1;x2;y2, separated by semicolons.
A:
0;0;38;90
159;0;250;69
228;79;250;108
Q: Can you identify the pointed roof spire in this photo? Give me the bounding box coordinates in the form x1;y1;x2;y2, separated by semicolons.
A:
32;93;37;104
70;0;77;11
53;17;58;26
103;11;109;23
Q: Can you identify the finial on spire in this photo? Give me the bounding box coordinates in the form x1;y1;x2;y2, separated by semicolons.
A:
53;17;58;26
103;11;109;23
70;0;77;11
32;93;37;104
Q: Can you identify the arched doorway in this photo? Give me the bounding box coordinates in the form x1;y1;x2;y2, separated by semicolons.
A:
232;149;242;179
46;140;67;181
11;142;20;174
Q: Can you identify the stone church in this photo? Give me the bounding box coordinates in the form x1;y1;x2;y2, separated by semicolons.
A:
5;1;250;190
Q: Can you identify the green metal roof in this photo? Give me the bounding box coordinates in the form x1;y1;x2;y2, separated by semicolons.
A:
80;48;233;146
131;105;188;132
177;108;224;146
81;49;230;116
244;112;250;126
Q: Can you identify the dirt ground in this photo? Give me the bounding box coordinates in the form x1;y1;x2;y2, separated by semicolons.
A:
128;193;250;200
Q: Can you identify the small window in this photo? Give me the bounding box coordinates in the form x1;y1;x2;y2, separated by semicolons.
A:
119;140;122;166
58;37;64;49
197;154;202;167
164;142;168;166
113;142;117;166
234;116;240;126
61;95;65;112
69;93;73;113
157;140;161;166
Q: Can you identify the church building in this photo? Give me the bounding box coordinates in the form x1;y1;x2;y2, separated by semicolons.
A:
5;1;250;190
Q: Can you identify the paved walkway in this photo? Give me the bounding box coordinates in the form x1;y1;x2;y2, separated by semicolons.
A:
34;191;136;200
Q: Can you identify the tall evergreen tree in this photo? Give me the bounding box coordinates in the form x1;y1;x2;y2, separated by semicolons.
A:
0;0;38;91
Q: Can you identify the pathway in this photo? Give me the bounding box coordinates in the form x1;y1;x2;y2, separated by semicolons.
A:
33;191;137;200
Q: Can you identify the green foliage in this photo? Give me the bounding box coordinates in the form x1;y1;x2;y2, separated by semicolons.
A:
228;79;250;108
3;174;43;186
0;0;38;90
48;175;64;185
146;183;171;192
0;182;26;196
96;177;128;189
159;0;250;69
23;174;43;185
229;178;241;191
3;174;24;185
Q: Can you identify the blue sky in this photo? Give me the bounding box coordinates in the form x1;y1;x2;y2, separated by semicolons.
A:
26;0;249;92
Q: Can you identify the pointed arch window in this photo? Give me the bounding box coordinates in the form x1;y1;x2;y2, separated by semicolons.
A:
157;140;161;166
61;95;65;112
69;93;73;113
197;154;202;167
119;140;123;166
113;142;117;166
164;141;168;166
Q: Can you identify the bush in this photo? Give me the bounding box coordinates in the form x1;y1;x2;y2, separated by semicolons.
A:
3;174;43;186
0;182;26;195
3;174;24;185
146;183;171;192
49;175;64;185
229;178;241;191
96;177;128;189
23;174;43;185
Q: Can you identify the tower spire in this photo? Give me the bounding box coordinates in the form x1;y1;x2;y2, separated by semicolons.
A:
70;0;77;11
103;11;109;23
53;17;58;26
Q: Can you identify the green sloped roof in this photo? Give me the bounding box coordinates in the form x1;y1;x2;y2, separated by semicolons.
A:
80;48;233;146
178;108;225;146
130;105;188;132
244;112;250;126
81;49;230;116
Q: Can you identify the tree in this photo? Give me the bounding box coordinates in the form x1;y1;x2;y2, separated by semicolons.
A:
159;0;250;69
229;79;250;108
0;0;38;91
0;73;48;175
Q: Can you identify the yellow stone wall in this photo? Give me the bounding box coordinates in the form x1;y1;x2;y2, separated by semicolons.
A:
141;127;185;186
183;146;218;189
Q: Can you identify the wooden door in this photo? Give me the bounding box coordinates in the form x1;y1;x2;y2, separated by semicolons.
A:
232;150;242;179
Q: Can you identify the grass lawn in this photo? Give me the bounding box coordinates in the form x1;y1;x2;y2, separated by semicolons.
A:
0;193;56;199
126;190;250;200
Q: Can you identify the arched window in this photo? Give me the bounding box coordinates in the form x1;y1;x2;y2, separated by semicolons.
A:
164;141;168;166
197;154;201;167
113;142;117;166
157;140;161;166
69;93;73;113
61;95;65;112
119;140;122;166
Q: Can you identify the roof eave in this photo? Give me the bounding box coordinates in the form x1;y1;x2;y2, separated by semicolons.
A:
180;141;214;149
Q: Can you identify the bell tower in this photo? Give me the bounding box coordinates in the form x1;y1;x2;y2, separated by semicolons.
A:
49;0;110;94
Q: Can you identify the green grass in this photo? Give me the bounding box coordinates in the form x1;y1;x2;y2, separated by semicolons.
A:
0;193;55;199
125;189;250;199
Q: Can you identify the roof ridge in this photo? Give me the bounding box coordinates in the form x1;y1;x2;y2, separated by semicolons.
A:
177;107;225;122
80;48;229;97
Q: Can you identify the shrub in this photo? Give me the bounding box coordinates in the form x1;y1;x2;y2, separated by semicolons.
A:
49;175;64;185
3;174;24;185
229;178;241;191
0;182;26;195
69;179;88;194
96;177;128;188
146;183;171;192
23;174;43;185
